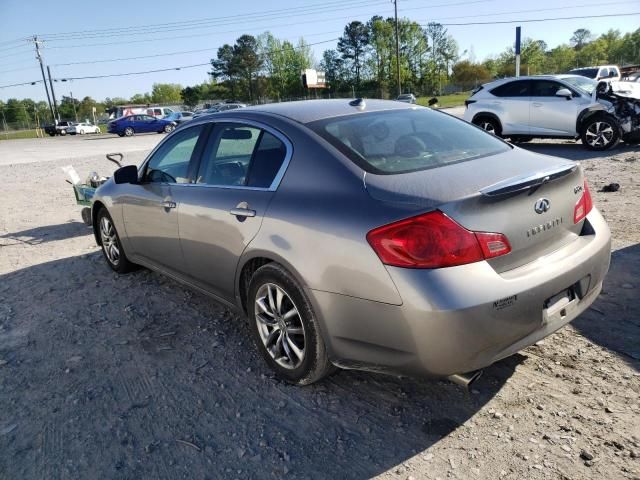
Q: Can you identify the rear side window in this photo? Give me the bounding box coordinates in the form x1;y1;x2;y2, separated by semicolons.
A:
490;80;530;97
196;124;287;188
308;109;510;175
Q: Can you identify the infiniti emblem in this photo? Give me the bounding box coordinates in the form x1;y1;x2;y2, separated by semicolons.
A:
534;198;551;214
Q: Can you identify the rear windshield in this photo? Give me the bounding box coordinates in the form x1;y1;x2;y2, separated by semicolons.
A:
308;108;510;175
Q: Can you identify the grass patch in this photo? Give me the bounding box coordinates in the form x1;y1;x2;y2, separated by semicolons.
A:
417;92;470;109
0;129;46;140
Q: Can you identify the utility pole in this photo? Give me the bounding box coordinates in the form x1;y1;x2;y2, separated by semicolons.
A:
393;0;401;96
33;36;56;123
70;90;77;121
46;65;59;122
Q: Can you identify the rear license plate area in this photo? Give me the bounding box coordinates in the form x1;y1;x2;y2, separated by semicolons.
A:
543;287;576;324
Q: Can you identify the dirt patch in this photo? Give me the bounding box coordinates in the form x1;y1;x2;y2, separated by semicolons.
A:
0;139;639;479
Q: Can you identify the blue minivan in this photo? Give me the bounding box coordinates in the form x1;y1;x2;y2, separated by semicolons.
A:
107;114;176;137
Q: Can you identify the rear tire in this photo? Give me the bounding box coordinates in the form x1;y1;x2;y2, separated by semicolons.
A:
247;263;334;385
473;116;502;136
124;127;134;137
96;208;137;274
581;114;620;151
510;135;533;143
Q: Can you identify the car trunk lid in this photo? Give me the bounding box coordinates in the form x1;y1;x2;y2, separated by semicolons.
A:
364;148;586;272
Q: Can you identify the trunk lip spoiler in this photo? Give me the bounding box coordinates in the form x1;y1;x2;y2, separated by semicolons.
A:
480;164;577;197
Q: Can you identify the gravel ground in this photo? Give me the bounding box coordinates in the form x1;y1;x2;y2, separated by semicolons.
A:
0;134;639;480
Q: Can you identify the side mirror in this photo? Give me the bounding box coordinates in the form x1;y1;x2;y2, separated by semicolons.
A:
555;88;572;100
113;165;138;184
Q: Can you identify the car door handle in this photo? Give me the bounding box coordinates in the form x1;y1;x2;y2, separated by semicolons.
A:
161;200;176;209
532;102;543;107
229;207;256;218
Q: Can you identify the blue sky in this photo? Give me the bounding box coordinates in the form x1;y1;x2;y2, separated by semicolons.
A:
1;0;638;102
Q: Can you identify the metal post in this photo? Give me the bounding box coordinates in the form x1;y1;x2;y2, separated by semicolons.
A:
394;0;401;96
46;66;59;121
515;26;521;78
33;36;56;123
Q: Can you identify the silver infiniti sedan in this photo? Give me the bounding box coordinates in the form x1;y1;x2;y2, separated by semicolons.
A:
92;99;611;386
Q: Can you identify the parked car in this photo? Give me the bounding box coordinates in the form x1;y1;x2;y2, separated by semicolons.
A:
44;120;75;136
107;115;176;137
91;99;611;386
194;103;247;118
463;74;639;150
396;93;417;104
567;65;621;82
164;111;194;124
68;122;101;135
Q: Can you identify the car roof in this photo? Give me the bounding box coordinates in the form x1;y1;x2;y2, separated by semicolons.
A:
240;99;416;123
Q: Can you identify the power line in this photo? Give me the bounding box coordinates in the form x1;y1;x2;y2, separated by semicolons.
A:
436;11;640;26
424;0;639;22
40;11;373;50
54;63;211;81
39;0;384;41
50;34;340;68
53;37;340;81
0;80;43;89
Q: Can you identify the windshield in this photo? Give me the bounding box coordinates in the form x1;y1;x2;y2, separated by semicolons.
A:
561;76;597;95
308;108;511;175
568;68;599;79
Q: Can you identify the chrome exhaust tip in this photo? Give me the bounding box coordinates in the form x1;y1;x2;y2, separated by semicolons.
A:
447;370;483;389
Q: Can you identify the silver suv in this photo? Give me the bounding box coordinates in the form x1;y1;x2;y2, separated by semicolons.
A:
463;75;619;150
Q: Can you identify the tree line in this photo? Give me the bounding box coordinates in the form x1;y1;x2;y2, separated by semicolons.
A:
1;23;639;128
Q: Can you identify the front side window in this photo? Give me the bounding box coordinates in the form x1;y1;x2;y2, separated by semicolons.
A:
308;108;511;175
144;125;203;184
196;124;287;188
490;80;530;97
531;80;567;97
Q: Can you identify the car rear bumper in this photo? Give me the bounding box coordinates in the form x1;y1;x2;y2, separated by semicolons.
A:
308;209;611;377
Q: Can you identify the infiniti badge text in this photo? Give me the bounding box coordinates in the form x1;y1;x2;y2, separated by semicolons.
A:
526;217;563;238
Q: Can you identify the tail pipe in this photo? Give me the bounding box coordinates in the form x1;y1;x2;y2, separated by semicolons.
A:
447;370;483;389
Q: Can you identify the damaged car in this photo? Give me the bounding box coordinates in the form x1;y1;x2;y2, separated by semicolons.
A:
464;74;640;150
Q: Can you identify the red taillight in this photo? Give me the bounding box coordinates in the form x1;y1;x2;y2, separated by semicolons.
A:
573;180;593;224
366;211;511;269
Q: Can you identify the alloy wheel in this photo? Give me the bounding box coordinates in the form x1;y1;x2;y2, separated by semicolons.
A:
99;216;120;266
480;121;496;134
254;283;306;370
585;121;614;148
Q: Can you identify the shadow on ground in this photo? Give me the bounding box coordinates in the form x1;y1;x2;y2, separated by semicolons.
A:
573;242;640;368
519;141;639;161
0;253;520;479
0;221;89;246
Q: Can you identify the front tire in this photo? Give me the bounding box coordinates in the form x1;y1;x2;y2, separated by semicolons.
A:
581;114;620;151
473;116;502;136
124;127;134;137
96;208;136;273
247;263;334;385
60;129;67;136
163;124;175;133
